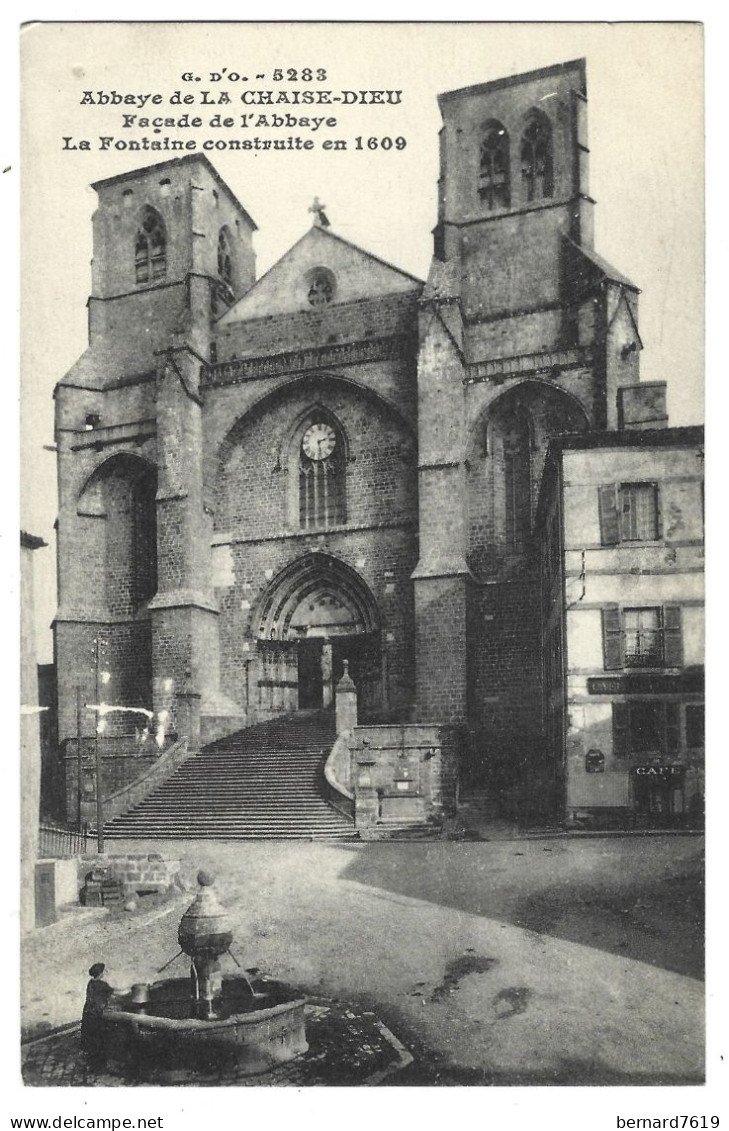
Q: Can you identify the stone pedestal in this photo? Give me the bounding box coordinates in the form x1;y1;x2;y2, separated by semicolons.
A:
176;673;202;752
335;661;358;735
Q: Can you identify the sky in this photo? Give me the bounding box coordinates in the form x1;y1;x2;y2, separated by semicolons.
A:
19;22;704;661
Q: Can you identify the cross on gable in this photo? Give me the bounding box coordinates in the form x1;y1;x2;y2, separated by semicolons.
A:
308;197;331;228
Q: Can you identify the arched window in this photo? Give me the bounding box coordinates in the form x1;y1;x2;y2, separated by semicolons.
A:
479;121;510;209
134;207;166;284
217;227;233;291
298;418;346;530
502;409;532;551
520;115;553;202
131;470;157;608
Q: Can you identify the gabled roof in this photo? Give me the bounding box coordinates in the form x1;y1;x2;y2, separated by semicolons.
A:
218;224;422;324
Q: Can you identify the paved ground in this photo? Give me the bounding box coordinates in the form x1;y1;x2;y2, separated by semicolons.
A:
21;1001;411;1086
21;835;705;1086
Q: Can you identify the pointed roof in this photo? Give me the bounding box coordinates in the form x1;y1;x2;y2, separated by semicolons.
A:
563;235;639;292
218;224;422;324
421;259;461;304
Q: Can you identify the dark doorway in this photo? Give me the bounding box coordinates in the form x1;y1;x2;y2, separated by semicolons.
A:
298;641;324;709
632;769;686;827
332;635;382;721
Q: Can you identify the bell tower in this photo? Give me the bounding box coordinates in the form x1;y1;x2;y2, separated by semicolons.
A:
54;157;257;805
413;59;644;777
433;57;593;356
87;155;257;372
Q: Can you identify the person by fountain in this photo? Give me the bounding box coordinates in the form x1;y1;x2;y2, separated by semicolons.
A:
81;963;115;1069
95;870;308;1078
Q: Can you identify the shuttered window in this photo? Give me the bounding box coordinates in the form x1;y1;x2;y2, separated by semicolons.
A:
663;606;683;667
630;701;663;752
612;702;630;756
599;483;659;544
602;606;683;670
602;607;623;670
623;607;663;667
612;700;684;757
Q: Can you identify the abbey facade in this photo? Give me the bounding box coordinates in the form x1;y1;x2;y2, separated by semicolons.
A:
54;60;704;825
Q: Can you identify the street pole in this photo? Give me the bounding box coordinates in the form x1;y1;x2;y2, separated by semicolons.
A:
94;636;105;854
75;684;83;830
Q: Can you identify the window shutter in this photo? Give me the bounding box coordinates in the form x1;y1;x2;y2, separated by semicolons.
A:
598;485;620;544
663;702;681;755
602;607;623;670
612;702;630;757
654;485;662;540
663;606;683;667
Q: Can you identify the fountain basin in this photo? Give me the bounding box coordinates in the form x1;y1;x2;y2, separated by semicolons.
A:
103;977;308;1077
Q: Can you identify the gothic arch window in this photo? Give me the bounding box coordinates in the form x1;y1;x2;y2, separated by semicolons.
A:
478;121;510;209
134;206;166;284
297;416;346;530
502;408;533;552
217;227;234;291
520;114;553;202
131;469;158;608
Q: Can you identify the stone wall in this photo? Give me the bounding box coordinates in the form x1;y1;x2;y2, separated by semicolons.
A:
351;723;461;837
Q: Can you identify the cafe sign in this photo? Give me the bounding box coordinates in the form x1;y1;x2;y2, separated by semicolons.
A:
633;764;685;779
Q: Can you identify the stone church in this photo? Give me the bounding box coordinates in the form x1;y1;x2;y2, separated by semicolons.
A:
54;59;703;831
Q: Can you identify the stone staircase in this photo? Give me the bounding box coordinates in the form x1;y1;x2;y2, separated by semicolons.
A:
103;711;354;840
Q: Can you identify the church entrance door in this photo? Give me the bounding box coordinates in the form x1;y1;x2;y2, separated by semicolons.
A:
298;640;324;709
255;553;381;720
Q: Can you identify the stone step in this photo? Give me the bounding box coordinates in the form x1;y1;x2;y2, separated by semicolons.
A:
104;711;349;840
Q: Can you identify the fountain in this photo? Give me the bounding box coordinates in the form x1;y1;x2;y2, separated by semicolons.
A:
101;871;308;1078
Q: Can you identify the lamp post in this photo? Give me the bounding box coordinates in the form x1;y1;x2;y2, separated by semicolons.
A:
75;684;84;830
92;635;108;854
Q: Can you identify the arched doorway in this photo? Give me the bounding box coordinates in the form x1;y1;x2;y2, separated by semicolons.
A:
254;554;381;717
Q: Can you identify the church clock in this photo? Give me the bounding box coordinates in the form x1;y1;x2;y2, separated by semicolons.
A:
302;423;337;461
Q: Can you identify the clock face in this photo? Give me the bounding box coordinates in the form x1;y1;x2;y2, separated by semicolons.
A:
302;423;337;461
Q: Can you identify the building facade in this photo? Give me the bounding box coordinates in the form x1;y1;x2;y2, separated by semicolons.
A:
539;430;704;826
53;59;703;824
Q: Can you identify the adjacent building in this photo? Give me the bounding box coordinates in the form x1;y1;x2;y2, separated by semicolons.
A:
539;429;704;825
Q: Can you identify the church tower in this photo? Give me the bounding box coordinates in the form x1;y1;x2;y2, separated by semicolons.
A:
54;156;256;810
414;60;649;794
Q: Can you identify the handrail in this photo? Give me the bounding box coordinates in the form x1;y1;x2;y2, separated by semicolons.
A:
38;822;89;857
96;737;195;822
323;733;354;822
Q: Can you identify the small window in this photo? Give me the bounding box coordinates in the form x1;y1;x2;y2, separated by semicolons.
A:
135;206;166;284
521;115;553;202
612;700;681;757
306;268;335;307
602;605;683;671
629;701;663;753
478;122;510;210
623;607;663;668
599;483;659;544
